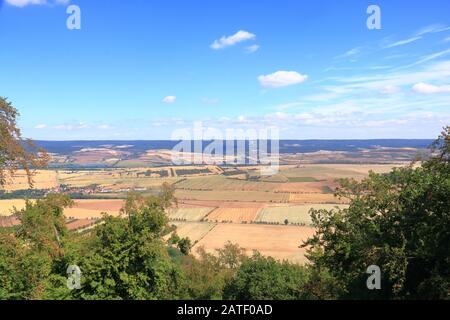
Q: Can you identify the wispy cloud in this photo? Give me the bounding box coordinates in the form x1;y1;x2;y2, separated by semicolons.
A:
405;48;450;68
415;24;450;36
5;0;69;7
210;30;255;50
384;36;422;48
335;47;361;59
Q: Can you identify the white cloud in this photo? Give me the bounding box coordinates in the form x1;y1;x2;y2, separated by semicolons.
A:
444;37;450;43
54;123;88;130
245;44;260;53
210;30;255;50
162;96;176;104
6;0;69;7
412;82;450;94
34;124;47;129
384;36;422;48
258;71;308;88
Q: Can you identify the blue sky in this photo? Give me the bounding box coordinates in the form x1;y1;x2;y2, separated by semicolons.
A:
0;0;449;140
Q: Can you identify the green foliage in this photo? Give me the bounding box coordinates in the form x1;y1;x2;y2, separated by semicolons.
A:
223;253;311;300
0;195;74;299
303;126;450;299
180;244;244;300
72;193;186;300
177;237;192;255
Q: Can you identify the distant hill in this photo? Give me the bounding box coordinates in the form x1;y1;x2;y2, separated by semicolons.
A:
34;139;434;155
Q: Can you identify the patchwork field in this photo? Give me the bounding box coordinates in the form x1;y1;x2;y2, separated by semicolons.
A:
255;204;348;226
171;221;217;243
193;224;316;264
205;207;260;223
58;169;178;190
175;189;290;202
166;207;215;221
176;175;278;192
279;164;400;180
289;193;348;204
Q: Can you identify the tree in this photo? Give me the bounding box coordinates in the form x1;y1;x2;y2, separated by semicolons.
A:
177;237;192;255
303;126;450;299
0;97;49;188
223;253;311;300
0;195;74;300
73;193;186;300
181;244;245;300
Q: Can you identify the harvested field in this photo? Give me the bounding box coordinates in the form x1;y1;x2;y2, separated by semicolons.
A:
0;215;21;228
273;181;334;194
175;190;290;203
166;207;215;221
255;204;347;226
73;199;124;211
179;200;266;208
205;207;260;223
2;170;58;191
281;164;402;180
0;199;28;216
289;193;348;204
193;224;315;264
64;200;123;219
176;175;279;192
58;169;178;189
171;221;216;243
66;219;101;232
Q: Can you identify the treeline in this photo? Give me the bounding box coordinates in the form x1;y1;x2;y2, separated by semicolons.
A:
0;128;449;300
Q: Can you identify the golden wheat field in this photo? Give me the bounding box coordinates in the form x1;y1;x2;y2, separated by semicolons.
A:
193;224;316;264
205;207;261;223
2;170;58;191
0;199;28;216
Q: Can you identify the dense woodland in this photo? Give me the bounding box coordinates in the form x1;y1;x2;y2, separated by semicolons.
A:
1;97;449;300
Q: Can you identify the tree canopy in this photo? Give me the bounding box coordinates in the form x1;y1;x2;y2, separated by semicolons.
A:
0;97;49;188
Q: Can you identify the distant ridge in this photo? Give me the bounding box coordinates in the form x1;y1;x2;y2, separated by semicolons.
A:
34;139;434;155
